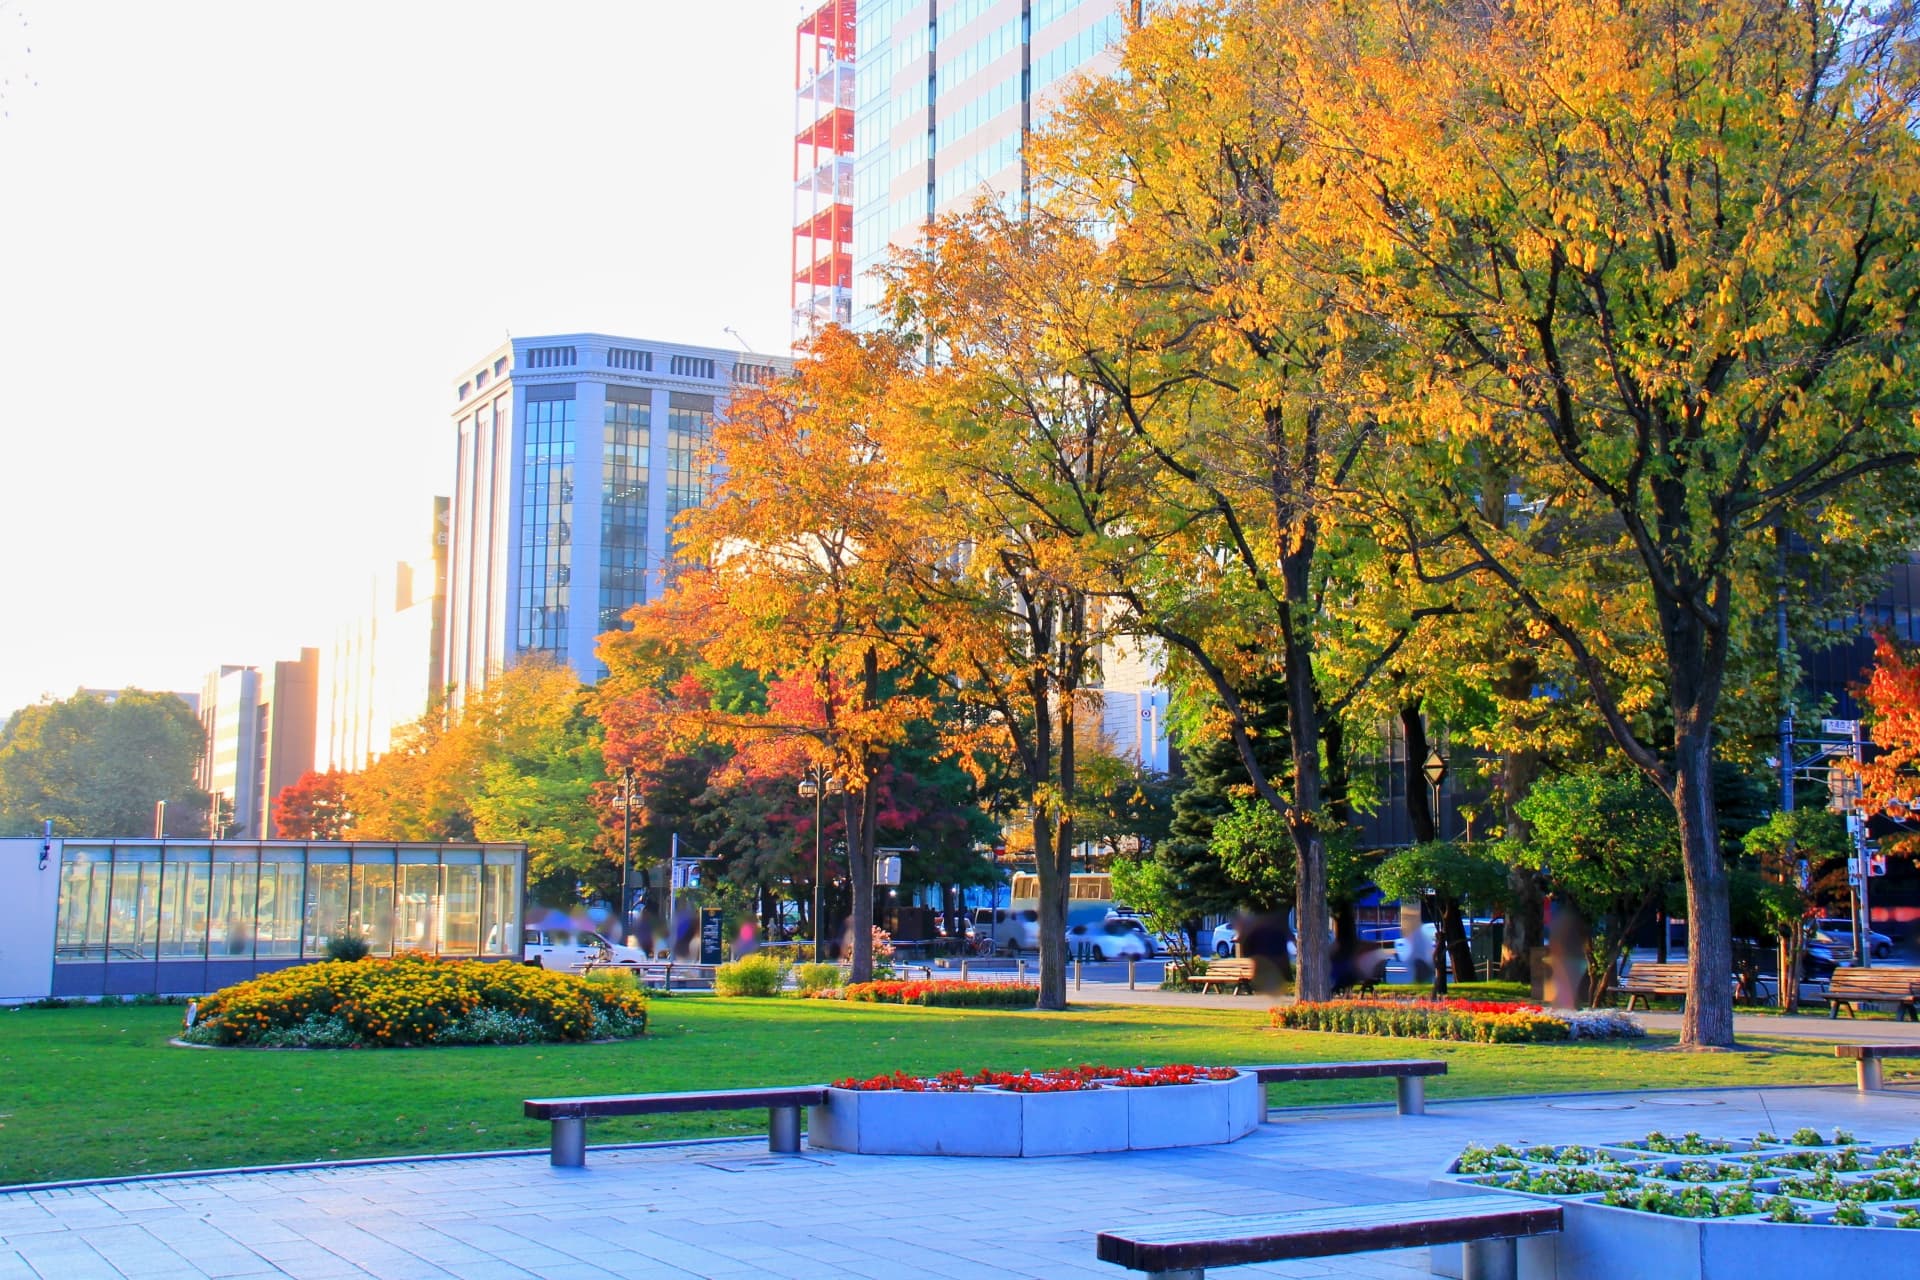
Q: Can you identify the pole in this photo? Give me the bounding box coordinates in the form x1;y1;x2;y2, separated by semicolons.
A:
1776;524;1800;1003
668;831;679;960
153;800;167;839
812;772;825;963
1852;722;1872;969
621;767;634;946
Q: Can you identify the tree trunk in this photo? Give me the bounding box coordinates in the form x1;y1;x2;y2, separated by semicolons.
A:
1777;917;1803;1013
1035;804;1068;1009
1441;896;1475;983
1402;701;1437;843
845;782;876;982
1493;658;1544;983
1674;726;1735;1047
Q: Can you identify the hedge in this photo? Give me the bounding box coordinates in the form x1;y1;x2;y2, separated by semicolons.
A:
824;979;1036;1008
1272;998;1576;1044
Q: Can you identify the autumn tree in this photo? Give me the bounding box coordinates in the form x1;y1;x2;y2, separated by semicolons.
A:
273;769;352;840
603;329;937;982
1855;634;1920;853
1294;0;1920;1045
1022;2;1445;1001
886;213;1158;1009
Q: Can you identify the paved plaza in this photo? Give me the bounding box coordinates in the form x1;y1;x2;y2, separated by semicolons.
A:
4;1083;1919;1280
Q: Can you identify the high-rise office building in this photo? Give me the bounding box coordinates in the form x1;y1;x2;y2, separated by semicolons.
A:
196;648;318;839
442;334;790;703
315;499;450;773
849;0;1129;327
794;0;858;341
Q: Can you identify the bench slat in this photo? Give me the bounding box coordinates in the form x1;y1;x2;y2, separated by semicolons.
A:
1248;1059;1446;1082
1097;1196;1561;1271
524;1086;828;1119
1835;1043;1920;1060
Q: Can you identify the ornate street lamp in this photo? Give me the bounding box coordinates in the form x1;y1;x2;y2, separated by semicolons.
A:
798;765;843;958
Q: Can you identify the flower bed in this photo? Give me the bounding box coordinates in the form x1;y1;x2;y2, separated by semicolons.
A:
808;1062;1260;1157
815;979;1036;1008
178;952;647;1048
1271;998;1642;1043
1431;1128;1920;1280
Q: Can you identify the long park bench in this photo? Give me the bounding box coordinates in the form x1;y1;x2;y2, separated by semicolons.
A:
1246;1059;1446;1115
524;1087;827;1167
1823;966;1920;1021
1097;1194;1562;1280
1835;1042;1920;1091
1193;958;1257;994
1616;961;1691;1010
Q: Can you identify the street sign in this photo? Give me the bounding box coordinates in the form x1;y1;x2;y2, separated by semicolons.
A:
1821;718;1859;736
875;856;901;886
699;908;723;965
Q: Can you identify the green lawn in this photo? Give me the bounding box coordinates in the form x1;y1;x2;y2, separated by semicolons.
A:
0;996;1855;1187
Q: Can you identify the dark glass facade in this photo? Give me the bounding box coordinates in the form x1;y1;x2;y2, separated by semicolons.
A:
600;392;651;632
665;392;715;577
519;396;575;656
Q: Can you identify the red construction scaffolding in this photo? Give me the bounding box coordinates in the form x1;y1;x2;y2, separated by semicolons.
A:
792;0;856;339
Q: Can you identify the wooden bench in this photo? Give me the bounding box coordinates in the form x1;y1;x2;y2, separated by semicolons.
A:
1835;1042;1920;1091
524;1086;827;1167
1246;1059;1446;1116
1823;966;1920;1022
1616;961;1691;1010
1192;958;1257;994
1097;1194;1562;1280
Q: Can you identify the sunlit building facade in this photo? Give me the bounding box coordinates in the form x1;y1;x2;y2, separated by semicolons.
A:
849;0;1129;328
442;334;790;703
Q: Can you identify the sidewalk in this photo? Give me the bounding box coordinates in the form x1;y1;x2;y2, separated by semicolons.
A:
5;1085;1916;1279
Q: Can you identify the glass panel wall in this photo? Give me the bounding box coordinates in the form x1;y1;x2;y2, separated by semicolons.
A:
396;856;440;953
108;847;161;960
158;846;211;959
211;848;259;956
352;849;396;956
257;850;306;957
52;842;525;965
55;846;111;961
482;854;521;955
302;849;351;957
440;852;481;955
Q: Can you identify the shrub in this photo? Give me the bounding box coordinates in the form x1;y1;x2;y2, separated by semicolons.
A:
1271;997;1643;1044
183;952;646;1048
757;942;817;962
794;963;842;995
323;931;372;962
714;954;790;998
835;979;1035;1008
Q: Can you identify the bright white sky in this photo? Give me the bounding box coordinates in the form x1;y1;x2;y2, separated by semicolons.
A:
0;1;798;717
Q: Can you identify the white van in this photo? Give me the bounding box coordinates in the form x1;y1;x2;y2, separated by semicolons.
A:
522;927;647;972
970;907;1040;955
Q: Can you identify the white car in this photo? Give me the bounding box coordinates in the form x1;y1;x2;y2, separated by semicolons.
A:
1067;920;1151;960
1211;922;1237;957
522;927;647;972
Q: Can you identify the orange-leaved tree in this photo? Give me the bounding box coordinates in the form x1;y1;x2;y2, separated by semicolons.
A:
273;769;353;840
1855;634;1920;856
599;328;936;981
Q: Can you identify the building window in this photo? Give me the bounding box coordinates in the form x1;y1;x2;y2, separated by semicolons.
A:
520;397;575;656
493;356;508;377
600;394;651;631
51;842;525;970
731;362;777;386
526;346;577;369
458;381;472;401
669;354;716;379
666;392;715;575
608;347;653;372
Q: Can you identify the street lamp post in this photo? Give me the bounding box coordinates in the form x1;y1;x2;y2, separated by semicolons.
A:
798;766;841;960
620;766;635;945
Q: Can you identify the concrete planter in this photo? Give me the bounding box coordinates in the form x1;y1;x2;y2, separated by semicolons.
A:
806;1072;1260;1157
1428;1144;1920;1279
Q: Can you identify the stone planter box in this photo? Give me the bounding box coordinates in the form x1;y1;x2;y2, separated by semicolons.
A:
806;1072;1260;1158
1427;1144;1920;1279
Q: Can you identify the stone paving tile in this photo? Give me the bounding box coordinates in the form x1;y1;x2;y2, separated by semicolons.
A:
6;1087;1920;1279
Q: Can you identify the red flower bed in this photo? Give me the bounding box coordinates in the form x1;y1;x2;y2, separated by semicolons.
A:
830;1063;1241;1092
821;979;1035;1008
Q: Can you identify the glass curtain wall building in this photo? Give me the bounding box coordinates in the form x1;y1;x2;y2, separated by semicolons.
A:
849;0;1129;329
47;840;526;998
443;335;790;703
